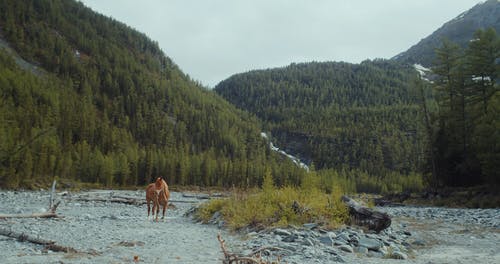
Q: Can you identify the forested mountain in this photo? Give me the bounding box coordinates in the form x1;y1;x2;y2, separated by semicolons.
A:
393;0;500;67
0;0;306;189
215;60;429;192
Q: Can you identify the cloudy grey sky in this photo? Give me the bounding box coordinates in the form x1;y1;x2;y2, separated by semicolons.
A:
80;0;485;87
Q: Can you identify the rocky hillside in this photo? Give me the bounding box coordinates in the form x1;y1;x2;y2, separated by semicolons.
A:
393;0;500;66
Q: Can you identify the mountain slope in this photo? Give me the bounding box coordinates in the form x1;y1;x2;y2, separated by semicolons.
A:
215;60;429;182
0;0;305;188
393;0;500;67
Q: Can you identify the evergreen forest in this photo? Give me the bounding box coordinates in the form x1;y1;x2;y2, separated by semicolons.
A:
0;0;306;189
216;60;430;193
430;28;499;187
216;30;500;190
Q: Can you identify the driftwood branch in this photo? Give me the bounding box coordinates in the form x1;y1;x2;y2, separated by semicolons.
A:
74;195;190;206
0;181;61;219
217;233;283;264
0;227;78;253
341;195;391;232
0;211;58;219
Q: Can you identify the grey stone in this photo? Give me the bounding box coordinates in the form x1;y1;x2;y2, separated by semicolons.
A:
324;248;338;255
391;251;408;259
338;244;353;253
327;231;337;239
354;246;368;254
14;207;23;214
402;241;412;248
358;237;383;251
303;223;318;229
378;246;388;255
338;232;350;241
332;255;346;262
367;251;385;258
109;214;119;220
334;238;348;246
246;232;258;238
241;249;253;256
274;228;291;236
349;235;359;244
282;234;297;242
319;235;333;246
83;213;93;220
412;239;426;246
302;238;314;246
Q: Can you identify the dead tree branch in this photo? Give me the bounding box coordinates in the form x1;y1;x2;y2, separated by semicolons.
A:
0;180;61;219
0;227;78;253
0;212;58;219
217;233;283;264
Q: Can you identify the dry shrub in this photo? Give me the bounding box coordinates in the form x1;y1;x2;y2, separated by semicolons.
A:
198;171;349;230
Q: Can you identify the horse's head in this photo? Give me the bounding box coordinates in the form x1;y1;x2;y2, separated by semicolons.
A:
155;177;162;188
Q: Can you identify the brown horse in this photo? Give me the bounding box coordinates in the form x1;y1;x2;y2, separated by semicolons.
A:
146;177;170;221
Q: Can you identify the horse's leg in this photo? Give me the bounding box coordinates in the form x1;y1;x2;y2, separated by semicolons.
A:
147;200;151;219
155;198;160;222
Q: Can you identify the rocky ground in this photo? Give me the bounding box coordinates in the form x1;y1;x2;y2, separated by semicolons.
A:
0;190;499;264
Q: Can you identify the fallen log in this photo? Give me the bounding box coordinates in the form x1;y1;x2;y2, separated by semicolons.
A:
74;196;196;205
341;195;391;232
75;197;142;205
0;211;58;219
0;227;78;253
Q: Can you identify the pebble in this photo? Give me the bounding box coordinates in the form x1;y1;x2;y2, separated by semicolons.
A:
318;236;333;246
302;238;314;246
354;246;368;254
358;237;383;251
391;251;408;259
274;228;291;236
338;244;353;253
303;223;318;229
412;239;426;246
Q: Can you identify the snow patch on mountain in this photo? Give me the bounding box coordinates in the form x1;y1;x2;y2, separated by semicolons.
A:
414;64;432;83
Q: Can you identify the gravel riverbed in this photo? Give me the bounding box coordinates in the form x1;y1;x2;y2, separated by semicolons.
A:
0;190;499;264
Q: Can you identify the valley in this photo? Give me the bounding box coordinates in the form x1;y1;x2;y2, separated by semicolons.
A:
0;190;498;263
0;1;499;263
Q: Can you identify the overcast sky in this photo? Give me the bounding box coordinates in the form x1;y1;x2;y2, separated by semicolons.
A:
80;0;485;87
